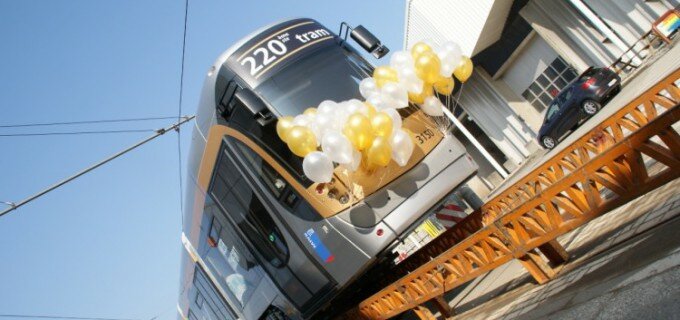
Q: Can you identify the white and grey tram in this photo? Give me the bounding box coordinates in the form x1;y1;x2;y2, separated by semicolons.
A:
176;18;477;320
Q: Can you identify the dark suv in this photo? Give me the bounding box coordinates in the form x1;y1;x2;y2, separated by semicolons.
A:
538;67;621;149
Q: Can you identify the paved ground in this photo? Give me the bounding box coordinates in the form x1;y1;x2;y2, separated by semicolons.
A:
487;42;680;200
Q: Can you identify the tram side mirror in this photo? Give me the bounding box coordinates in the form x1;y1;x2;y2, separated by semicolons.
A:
234;88;274;126
350;25;389;59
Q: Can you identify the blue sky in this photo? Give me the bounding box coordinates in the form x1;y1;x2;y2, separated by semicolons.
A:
0;1;403;319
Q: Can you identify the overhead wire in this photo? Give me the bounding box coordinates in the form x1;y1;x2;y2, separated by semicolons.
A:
0;116;178;128
0;129;157;137
0;116;195;218
0;314;139;320
1;1;196;319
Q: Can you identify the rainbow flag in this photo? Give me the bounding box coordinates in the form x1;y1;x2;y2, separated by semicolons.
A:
657;12;680;37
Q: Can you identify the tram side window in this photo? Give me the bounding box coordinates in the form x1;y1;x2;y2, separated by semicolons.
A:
188;310;198;320
192;264;238;319
228;137;322;222
210;145;290;268
195;292;205;309
229;102;306;182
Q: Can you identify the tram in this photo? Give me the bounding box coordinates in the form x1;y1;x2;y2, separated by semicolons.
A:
176;18;477;320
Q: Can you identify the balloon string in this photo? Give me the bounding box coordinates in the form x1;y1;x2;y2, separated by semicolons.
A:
433;91;447;133
446;89;452;134
345;169;353;213
453;82;465;116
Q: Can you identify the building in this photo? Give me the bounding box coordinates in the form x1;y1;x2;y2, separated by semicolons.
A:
404;0;678;197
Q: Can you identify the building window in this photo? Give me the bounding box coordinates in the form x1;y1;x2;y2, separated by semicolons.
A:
522;57;578;112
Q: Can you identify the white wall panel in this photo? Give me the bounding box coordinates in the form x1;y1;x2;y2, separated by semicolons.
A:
502;34;558;97
459;71;535;164
521;0;619;70
585;0;679;46
404;0;513;55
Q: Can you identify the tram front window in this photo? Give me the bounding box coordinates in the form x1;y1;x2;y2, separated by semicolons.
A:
255;45;370;117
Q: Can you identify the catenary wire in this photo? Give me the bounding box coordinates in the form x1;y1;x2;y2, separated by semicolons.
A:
0;116;178;128
0;314;139;320
0;129;157;137
0;116;195;218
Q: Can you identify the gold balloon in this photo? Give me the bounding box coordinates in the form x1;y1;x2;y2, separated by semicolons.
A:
453;56;473;83
286;126;317;157
303;107;317;116
367;136;392;167
370;112;394;137
433;76;455;95
343;113;374;150
408;84;434;104
276;116;295;143
410;42;432;60
414;51;441;84
364;102;377;118
373;66;399;88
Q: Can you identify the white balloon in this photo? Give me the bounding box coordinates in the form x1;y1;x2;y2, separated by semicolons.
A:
333;105;350;130
396;66;424;94
390;51;413;70
293;114;313;127
314;112;335;140
321;131;353;164
346;99;366;115
441;41;462;58
381;82;409;108
437;41;462;77
303;151;334;183
390;129;415;167
341;148;362;172
359;78;379;99
367;93;397;110
440;61;457;78
318;100;337;115
421;96;445;116
382;108;402;132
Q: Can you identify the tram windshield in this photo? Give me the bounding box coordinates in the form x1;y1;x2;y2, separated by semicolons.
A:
255;45;370;117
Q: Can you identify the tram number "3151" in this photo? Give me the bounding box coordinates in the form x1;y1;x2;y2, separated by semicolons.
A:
240;39;288;76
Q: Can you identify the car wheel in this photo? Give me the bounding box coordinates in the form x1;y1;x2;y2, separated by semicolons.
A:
541;135;556;149
582;99;600;116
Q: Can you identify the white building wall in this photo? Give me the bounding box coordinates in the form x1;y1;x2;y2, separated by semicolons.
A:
502;33;559;97
520;0;622;71
584;0;679;46
459;70;535;165
404;0;513;55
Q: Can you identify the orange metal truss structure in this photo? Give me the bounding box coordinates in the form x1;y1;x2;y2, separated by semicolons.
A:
358;69;680;320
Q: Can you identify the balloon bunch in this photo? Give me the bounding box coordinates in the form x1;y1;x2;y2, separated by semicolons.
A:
276;40;474;184
276;96;413;184
377;40;472;131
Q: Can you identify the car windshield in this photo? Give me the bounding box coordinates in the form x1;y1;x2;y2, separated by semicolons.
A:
255;45;370;116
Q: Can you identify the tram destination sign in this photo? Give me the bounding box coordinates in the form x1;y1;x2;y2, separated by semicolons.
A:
227;19;335;87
